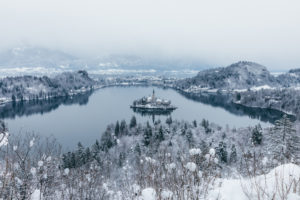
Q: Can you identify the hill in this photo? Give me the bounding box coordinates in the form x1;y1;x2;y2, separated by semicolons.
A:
176;61;278;90
0;70;96;104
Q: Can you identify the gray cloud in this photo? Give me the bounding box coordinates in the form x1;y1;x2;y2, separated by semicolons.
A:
0;0;300;70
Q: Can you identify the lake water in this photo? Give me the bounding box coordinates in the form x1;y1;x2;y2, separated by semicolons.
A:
2;86;279;149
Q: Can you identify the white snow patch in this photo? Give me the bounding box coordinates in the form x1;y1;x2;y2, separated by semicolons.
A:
250;85;273;91
214;157;219;164
0;132;9;147
38;160;43;167
209;163;300;200
30;138;35;147
234;89;247;92
209;148;216;157
64;168;70;175
31;189;41;200
145;157;156;165
189;148;201;156
161;190;173;199
198;171;203;178
46;156;52;162
166;163;176;171
140;188;156;200
185;162;197;172
30;167;37;176
132;184;141;194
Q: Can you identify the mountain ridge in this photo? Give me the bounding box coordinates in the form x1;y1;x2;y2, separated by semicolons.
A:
0;46;207;73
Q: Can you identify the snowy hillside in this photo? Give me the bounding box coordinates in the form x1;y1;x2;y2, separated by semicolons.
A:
176;61;278;90
277;68;300;87
1;115;300;199
0;70;96;104
137;163;300;200
174;61;300;117
209;163;300;200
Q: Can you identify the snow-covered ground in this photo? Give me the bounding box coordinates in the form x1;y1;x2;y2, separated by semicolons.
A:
209;163;300;200
184;84;276;94
250;84;274;91
116;163;300;200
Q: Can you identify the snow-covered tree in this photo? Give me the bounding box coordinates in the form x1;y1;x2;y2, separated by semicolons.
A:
100;130;116;152
229;144;237;164
165;116;172;127
129;116;137;128
217;141;228;163
143;122;152;146
251;124;263;145
114;121;120;137
271;115;299;163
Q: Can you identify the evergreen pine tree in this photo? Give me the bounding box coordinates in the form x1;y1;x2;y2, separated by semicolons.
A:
290;128;300;163
143;125;152;146
118;152;126;167
84;147;91;164
201;119;211;133
62;152;72;168
71;152;76;168
100;130;116;152
251;124;263;145
120;120;127;135
229;144;237;163
76;142;85;166
217;141;228;163
155;125;165;143
200;140;209;155
134;143;141;156
130;116;137;128
201;119;208;129
115;121;120;137
166;116;172;127
271;115;298;163
186;129;194;147
181;124;186;135
193;120;197;128
91;140;101;164
92;140;100;154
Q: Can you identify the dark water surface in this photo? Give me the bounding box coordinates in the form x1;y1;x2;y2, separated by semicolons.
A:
2;86;283;149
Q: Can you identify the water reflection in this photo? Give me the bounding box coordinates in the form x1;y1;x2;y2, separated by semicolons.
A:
0;91;93;119
0;87;294;124
176;90;296;123
131;107;174;122
2;86;294;148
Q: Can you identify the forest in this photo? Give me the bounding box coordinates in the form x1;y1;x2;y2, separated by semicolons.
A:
0;70;95;105
0;115;299;199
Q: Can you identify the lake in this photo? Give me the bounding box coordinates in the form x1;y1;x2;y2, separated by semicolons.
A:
2;86;281;149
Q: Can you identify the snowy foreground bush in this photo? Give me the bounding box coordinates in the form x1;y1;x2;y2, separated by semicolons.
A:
141;163;300;200
209;163;300;200
1;116;300;199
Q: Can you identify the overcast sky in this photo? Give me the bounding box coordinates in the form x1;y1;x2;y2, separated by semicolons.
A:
0;0;300;70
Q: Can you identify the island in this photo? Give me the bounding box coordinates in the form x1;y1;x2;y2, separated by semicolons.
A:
130;90;177;115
